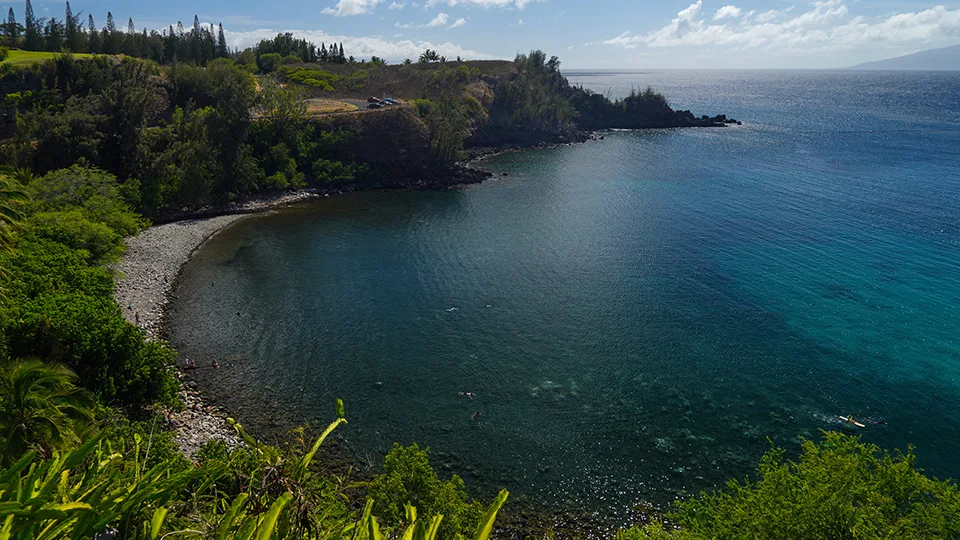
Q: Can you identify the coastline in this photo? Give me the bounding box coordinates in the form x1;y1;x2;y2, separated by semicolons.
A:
110;140;588;457
111;146;657;534
111;168;499;457
113;190;324;456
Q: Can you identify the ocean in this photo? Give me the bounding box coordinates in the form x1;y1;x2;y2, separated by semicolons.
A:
168;70;960;515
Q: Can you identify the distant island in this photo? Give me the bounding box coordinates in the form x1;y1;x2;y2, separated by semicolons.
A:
851;44;960;70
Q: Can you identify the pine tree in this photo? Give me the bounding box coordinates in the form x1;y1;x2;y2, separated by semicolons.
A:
192;15;199;34
338;42;344;63
208;23;216;60
23;0;41;50
64;1;77;51
44;17;63;52
165;24;176;61
102;11;115;53
87;13;98;52
23;0;33;30
127;17;134;35
216;23;227;57
5;8;19;43
320;42;327;62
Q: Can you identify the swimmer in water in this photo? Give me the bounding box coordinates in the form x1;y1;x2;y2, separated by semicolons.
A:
471;411;482;420
835;415;865;428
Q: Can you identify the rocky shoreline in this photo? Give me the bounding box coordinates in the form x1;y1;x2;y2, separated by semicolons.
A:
114;214;250;456
110;142;588;457
112;164;497;457
110;148;661;534
113;190;332;456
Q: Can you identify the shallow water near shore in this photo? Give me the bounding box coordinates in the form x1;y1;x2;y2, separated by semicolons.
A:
168;70;960;515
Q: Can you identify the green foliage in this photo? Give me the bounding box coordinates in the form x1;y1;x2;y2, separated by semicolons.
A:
27;210;122;264
416;95;471;165
253;33;344;65
282;65;338;91
258;52;282;73
0;175;27;255
0;165;175;407
418;49;441;64
368;443;484;540
0;360;94;465
489;50;575;134
278;65;373;94
0;46;8;61
256;76;307;128
312;159;365;184
571;85;676;130
2;90;31;107
3;292;177;406
0;405;509;540
0;437;216;539
622;432;960;539
27;165;146;236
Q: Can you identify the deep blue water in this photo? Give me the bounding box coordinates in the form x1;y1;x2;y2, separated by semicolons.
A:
169;70;960;515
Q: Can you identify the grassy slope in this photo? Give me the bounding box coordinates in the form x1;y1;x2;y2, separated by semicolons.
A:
1;49;96;64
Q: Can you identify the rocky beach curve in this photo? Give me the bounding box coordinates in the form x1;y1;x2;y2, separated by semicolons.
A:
110;169;498;457
114;214;249;456
112;190;324;456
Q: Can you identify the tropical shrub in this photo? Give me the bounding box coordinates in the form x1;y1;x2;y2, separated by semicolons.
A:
0;165;176;407
368;443;485;540
27;166;146;237
0;360;94;465
0;399;512;540
258;52;283;73
620;432;960;539
0;175;27;256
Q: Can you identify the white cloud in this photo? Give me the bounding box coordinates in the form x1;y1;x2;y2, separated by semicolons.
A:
396;11;460;29
388;1;406;8
599;1;960;54
322;0;383;16
713;5;742;20
755;9;781;23
223;27;494;61
425;0;538;9
426;12;449;27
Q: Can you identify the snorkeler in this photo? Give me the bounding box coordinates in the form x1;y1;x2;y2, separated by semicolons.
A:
834;415;865;428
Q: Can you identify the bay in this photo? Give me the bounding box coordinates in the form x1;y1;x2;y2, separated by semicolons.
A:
168;70;960;511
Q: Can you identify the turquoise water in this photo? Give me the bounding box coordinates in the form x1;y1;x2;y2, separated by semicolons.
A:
168;71;960;513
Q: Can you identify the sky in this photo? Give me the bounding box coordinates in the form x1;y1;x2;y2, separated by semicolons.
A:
8;0;960;68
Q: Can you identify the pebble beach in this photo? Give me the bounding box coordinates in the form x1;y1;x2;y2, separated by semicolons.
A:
112;190;321;456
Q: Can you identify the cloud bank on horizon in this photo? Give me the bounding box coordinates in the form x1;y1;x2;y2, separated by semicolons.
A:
210;0;960;68
597;1;960;54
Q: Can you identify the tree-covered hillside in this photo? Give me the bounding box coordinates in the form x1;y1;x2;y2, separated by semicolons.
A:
2;6;951;538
